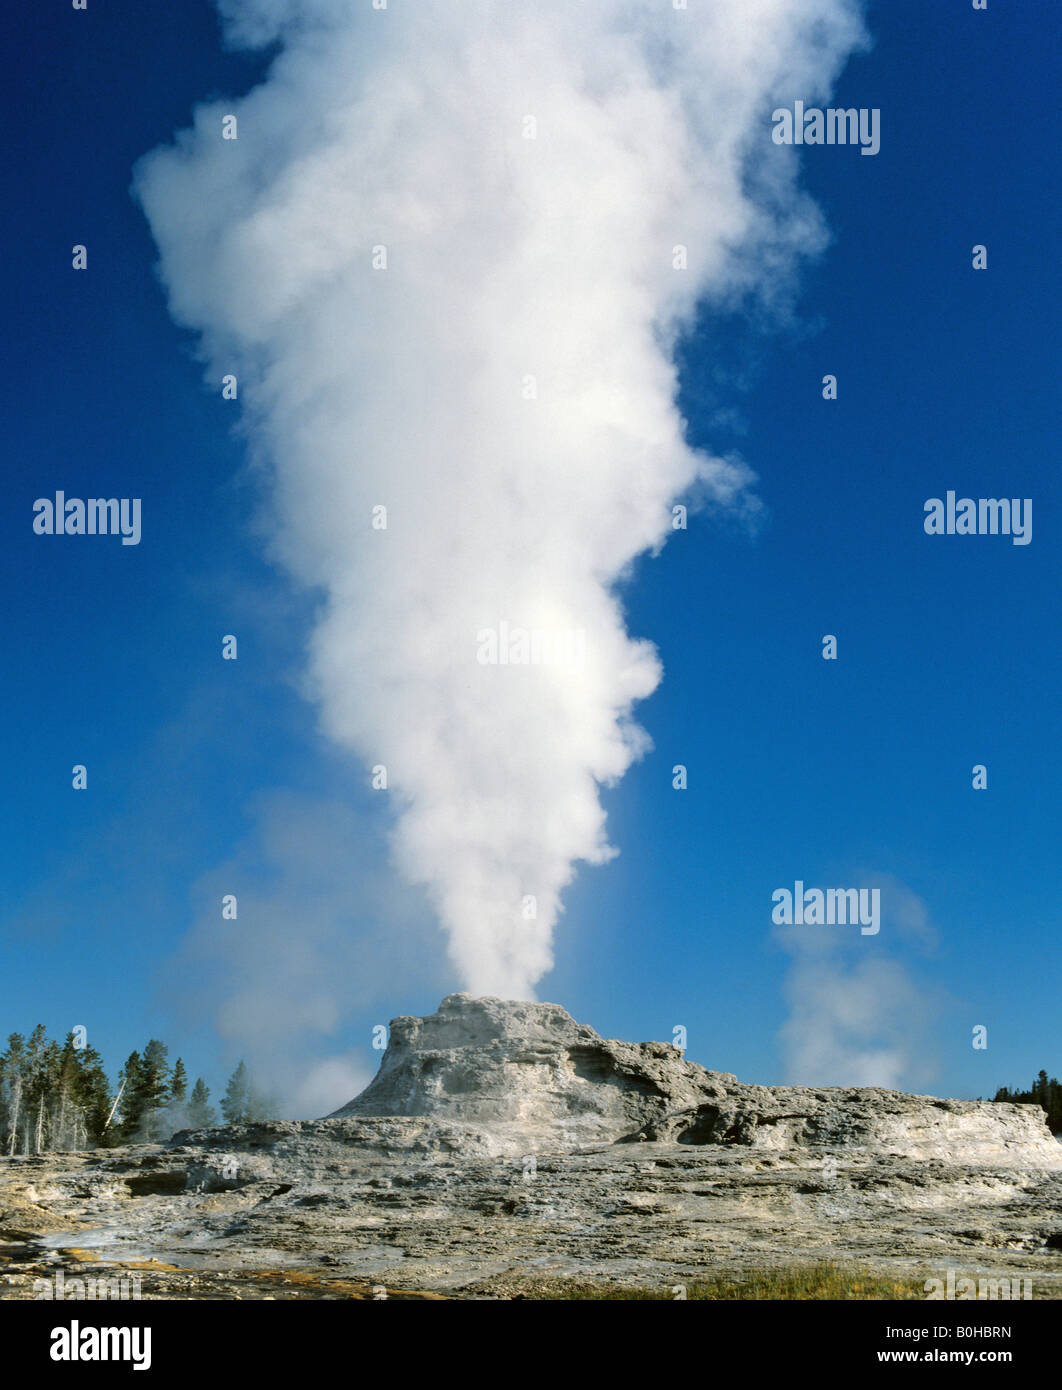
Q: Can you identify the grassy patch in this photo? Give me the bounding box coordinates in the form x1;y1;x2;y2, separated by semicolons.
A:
496;1263;925;1301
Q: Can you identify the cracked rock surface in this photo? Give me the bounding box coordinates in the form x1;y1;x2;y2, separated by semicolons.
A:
2;994;1060;1297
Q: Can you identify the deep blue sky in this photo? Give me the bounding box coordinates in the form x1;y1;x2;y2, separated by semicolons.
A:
2;0;1058;1109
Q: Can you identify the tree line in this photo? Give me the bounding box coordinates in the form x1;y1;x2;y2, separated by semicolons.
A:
0;1026;275;1155
991;1069;1062;1134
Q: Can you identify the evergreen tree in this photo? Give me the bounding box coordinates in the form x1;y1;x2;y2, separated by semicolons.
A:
221;1061;252;1124
139;1040;171;1111
992;1070;1062;1135
116;1051;145;1142
157;1058;193;1140
219;1062;278;1124
128;1040;171;1141
1050;1077;1062;1134
0;1033;27;1156
0;1027;249;1151
74;1043;113;1148
53;1034;85;1151
25;1029;61;1153
187;1078;217;1128
170;1059;188;1104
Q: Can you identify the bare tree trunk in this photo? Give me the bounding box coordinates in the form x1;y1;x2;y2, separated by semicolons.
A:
7;1074;20;1156
34;1094;45;1154
103;1079;125;1134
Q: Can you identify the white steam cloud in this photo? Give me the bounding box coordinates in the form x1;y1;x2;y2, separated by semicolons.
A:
138;0;866;998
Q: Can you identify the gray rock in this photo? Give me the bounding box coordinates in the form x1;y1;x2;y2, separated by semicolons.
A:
1;994;1059;1297
331;993;1058;1164
329;993;737;1150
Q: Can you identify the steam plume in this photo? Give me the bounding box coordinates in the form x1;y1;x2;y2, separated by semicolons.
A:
138;0;865;997
778;876;942;1089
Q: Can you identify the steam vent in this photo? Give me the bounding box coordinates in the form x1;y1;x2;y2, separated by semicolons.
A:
2;994;1060;1296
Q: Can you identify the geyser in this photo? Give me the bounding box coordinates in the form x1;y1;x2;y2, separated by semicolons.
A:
137;0;868;995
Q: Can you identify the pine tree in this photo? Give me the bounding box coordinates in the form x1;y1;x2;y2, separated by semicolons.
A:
53;1034;85;1151
991;1070;1062;1135
74;1044;113;1148
128;1040;171;1141
187;1078;217;1128
139;1040;171;1111
221;1061;252;1124
0;1033;27;1156
23;1025;49;1152
116;1051;145;1142
25;1030;61;1153
1048;1077;1062;1133
156;1058;192;1140
170;1059;188;1104
0;1028;256;1151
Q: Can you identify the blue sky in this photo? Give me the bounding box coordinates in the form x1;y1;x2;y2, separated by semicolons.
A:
2;0;1058;1111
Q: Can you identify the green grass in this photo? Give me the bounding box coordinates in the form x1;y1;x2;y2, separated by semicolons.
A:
502;1262;926;1301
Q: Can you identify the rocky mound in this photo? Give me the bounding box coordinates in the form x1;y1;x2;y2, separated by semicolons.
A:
329;993;1060;1163
328;993;735;1147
